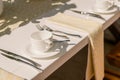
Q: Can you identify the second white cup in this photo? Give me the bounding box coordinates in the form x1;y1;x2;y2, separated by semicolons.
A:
30;30;53;54
94;0;113;11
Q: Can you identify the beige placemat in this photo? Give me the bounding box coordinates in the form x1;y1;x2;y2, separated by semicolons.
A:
47;13;104;80
0;69;23;80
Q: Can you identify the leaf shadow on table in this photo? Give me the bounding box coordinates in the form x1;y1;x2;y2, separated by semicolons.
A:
37;40;69;60
37;39;76;60
0;0;76;37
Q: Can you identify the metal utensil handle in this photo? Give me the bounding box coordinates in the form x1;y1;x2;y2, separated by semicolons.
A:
54;30;82;38
53;33;69;39
1;53;43;71
43;25;82;38
71;10;106;21
0;49;41;67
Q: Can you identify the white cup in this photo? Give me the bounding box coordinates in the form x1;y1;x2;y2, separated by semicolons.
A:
30;30;53;54
94;0;113;11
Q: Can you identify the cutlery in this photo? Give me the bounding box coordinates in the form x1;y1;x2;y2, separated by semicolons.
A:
0;49;42;70
36;24;44;31
71;10;106;21
36;24;69;39
43;25;82;38
0;52;42;71
53;33;69;39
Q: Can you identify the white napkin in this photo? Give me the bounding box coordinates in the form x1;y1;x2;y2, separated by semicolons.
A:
47;13;104;80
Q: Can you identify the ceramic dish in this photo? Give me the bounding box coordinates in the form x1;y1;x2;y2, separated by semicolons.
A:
93;6;118;14
25;44;60;59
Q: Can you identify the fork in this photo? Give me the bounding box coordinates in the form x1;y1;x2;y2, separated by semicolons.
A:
43;25;82;38
35;24;69;39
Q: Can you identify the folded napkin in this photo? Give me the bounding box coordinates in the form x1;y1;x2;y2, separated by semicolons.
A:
47;13;104;80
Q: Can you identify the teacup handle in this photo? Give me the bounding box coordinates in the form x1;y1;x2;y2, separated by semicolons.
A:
107;0;114;5
104;0;114;10
45;40;53;49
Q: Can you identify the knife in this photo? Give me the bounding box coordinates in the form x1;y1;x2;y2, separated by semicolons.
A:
0;52;42;71
71;10;106;21
0;49;41;68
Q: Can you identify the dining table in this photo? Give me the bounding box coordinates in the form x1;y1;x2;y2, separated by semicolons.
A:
0;0;120;80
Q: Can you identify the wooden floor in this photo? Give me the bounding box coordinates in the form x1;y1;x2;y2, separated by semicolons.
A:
104;69;120;80
92;68;120;80
104;73;120;80
104;32;120;80
93;40;120;80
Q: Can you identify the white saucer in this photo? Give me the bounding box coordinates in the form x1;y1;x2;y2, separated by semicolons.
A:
93;6;118;14
25;45;60;59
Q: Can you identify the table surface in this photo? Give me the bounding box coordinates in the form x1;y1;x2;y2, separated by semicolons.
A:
0;0;120;80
